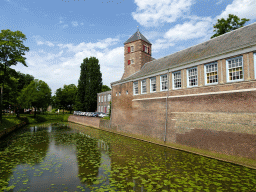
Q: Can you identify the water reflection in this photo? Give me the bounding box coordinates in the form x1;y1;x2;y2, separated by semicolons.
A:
0;122;256;191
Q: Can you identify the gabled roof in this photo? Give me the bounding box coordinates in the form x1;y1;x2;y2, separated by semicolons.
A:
113;22;256;85
124;29;151;45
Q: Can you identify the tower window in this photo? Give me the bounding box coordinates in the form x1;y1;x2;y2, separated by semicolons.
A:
131;46;134;52
131;59;134;64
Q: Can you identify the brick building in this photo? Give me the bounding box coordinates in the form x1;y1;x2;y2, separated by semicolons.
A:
97;91;111;114
110;23;256;159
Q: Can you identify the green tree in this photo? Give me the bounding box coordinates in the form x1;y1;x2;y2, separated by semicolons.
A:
76;57;102;112
211;14;250;39
0;29;29;122
18;80;51;117
54;84;77;114
101;85;111;92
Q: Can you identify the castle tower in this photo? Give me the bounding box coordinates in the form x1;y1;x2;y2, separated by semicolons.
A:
122;29;152;79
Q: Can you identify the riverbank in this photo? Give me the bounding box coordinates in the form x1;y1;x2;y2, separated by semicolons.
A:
68;118;256;170
0;113;71;139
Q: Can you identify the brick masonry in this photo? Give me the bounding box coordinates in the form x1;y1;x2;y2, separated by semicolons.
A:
111;50;256;159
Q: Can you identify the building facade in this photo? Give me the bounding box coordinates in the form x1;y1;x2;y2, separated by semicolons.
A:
97;91;111;114
110;24;256;159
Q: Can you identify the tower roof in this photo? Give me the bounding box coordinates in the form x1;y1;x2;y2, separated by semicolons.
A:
124;29;151;45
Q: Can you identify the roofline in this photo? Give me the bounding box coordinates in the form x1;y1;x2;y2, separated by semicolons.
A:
111;42;256;86
124;39;152;45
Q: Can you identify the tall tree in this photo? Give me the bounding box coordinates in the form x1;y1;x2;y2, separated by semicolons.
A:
211;14;250;39
76;57;102;112
18;80;51;117
0;29;29;122
101;85;111;92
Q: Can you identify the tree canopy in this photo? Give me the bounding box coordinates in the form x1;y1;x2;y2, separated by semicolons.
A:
76;57;102;112
211;14;250;39
18;80;51;117
101;85;111;92
0;29;29;121
54;84;77;114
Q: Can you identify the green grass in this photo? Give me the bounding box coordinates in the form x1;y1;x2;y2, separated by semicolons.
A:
0;116;23;132
102;116;110;120
20;113;72;124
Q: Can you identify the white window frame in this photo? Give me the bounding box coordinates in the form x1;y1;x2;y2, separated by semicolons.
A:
98;106;100;112
187;67;198;88
133;81;139;95
126;91;128;95
131;46;134;52
116;92;117;96
104;95;106;102
101;106;103;112
131;59;134;64
160;74;168;91
254;53;256;79
150;77;156;93
226;56;244;82
173;71;181;89
141;79;147;94
101;96;103;102
107;105;110;113
204;62;218;85
108;94;111;101
99;96;101;102
119;92;121;96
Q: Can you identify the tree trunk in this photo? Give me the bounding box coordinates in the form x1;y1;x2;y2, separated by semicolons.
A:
0;86;3;123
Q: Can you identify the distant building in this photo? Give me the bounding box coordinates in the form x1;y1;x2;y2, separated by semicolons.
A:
97;91;111;114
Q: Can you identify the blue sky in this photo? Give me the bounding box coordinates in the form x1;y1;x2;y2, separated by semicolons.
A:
1;0;256;95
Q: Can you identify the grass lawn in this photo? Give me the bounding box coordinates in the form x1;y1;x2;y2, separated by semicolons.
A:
0;116;23;132
0;113;72;132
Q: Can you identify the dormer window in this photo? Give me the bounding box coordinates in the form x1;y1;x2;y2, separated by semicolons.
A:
131;46;134;52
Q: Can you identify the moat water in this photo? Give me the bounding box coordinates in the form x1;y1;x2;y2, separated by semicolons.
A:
0;122;256;191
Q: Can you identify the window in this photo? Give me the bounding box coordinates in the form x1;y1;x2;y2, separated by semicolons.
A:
227;56;243;82
205;63;218;84
119;92;121;96
141;79;147;94
128;60;131;65
101;96;103;102
131;59;134;64
131;46;134;52
160;74;168;91
101;106;103;112
98;106;100;112
107;105;110;113
133;81;138;95
150;77;156;92
108;94;111;101
128;47;130;53
143;45;149;53
173;71;181;89
187;67;198;87
104;95;106;102
99;96;100;102
116;92;117;96
126;91;128;95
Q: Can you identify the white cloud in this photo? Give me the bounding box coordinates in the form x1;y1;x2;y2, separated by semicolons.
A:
80;22;84;25
132;0;194;27
71;21;78;27
164;19;212;41
13;37;124;95
217;0;256;20
34;36;55;47
216;0;224;5
63;24;68;28
58;38;120;52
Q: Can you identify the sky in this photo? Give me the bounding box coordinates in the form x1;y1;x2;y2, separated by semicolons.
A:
1;0;256;95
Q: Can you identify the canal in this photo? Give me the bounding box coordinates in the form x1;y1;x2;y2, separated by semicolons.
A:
0;122;256;191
